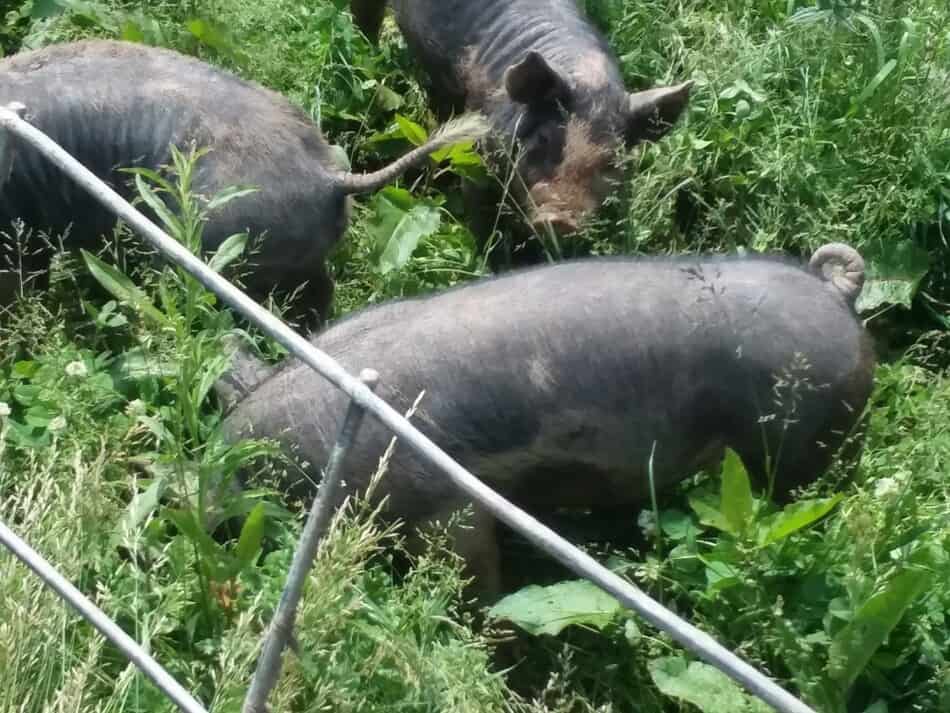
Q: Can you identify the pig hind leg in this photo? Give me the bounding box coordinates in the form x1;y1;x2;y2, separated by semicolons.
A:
770;398;871;503
762;353;875;502
732;403;866;504
408;502;502;602
350;0;388;43
463;180;510;269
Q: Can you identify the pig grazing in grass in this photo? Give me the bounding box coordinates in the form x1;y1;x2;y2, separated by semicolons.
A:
351;0;692;262
0;40;486;325
219;243;874;596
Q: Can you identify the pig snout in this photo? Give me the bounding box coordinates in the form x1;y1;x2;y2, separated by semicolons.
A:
531;212;579;236
529;190;582;235
527;174;608;236
524;120;622;236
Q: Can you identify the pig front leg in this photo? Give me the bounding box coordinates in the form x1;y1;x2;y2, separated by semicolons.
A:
462;179;505;267
463;180;547;272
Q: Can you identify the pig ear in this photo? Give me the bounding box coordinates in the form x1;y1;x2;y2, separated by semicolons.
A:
504;51;571;106
625;80;693;145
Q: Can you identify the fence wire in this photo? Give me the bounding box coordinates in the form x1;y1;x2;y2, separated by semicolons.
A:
0;103;816;713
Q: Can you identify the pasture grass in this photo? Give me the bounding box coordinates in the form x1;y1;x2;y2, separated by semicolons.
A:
1;1;949;711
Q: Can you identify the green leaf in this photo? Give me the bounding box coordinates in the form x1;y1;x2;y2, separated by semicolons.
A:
192;351;235;408
30;0;64;19
827;555;934;690
428;139;488;181
12;384;40;406
704;558;741;595
852;13;886;71
718;79;766;104
4;419;50;449
429;140;476;164
24;403;57;427
233;503;266;572
113;479;166;546
854;59;897;108
367;190;442;274
789;7;832;26
827;596;854;622
488;579;623;636
394;114;428;147
185;18;248;65
120;20;145;43
624;619;642;645
133;174;185;239
365;125;407;145
659;509;695;541
92;300;129;329
381;206;441;273
755;495;843;546
207;233;248;273
720;449;753;536
81;251;168;326
56;0;117;29
897;19;921;65
855;239;931;313
374;84;404;112
205;185;259;213
649;656;773;713
121;166;175;195
165;508;225;575
112;347;177;380
165;507;205;543
688;493;732;533
11;361;38;379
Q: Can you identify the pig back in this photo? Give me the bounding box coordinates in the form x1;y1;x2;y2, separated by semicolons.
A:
0;41;340;258
225;256;873;519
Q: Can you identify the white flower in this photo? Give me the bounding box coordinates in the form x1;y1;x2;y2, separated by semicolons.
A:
637;509;658;538
48;416;67;433
65;360;88;378
125;399;147;417
0;401;10;419
873;476;901;499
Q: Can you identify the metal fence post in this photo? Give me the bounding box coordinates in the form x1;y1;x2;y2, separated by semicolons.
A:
242;369;380;713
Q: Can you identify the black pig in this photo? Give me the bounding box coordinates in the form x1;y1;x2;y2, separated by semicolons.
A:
219;243;874;596
0;40;486;324
351;0;692;260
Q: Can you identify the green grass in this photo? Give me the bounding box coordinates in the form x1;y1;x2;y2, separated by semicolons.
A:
1;1;949;712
